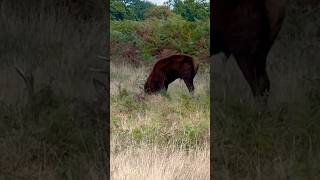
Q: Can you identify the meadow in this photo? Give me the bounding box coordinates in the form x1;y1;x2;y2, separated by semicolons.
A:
110;62;210;180
0;0;107;179
110;7;210;179
0;0;318;179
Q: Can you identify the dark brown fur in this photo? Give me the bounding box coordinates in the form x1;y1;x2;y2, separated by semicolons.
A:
144;54;199;94
211;0;286;96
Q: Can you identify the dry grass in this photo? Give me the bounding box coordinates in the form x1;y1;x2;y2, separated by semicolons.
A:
111;144;209;180
110;62;209;96
110;61;210;179
0;1;106;179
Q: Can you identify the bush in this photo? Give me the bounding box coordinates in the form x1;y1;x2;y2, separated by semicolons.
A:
144;6;174;20
110;16;209;63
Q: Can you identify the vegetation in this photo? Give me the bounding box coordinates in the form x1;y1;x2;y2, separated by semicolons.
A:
110;14;209;63
110;62;210;179
111;63;209;147
2;0;318;179
110;1;210;178
111;144;209;179
110;0;209;21
165;0;209;21
110;0;210;64
110;0;155;20
0;0;106;179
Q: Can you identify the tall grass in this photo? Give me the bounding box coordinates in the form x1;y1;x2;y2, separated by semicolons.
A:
0;1;106;179
111;144;209;180
110;62;210;179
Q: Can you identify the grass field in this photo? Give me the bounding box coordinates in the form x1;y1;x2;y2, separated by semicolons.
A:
212;3;320;179
0;1;107;179
1;0;318;179
111;144;209;180
110;62;210;180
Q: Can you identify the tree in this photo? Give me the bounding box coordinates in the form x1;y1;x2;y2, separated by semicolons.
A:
129;0;155;20
110;0;155;21
110;0;126;20
165;0;209;21
144;6;174;20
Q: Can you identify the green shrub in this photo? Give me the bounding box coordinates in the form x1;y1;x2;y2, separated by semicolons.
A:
110;17;209;63
144;6;174;20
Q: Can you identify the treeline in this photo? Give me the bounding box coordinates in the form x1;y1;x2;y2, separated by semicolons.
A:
111;17;209;63
110;0;210;64
110;0;209;21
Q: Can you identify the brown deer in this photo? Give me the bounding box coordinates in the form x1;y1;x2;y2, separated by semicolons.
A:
144;54;199;94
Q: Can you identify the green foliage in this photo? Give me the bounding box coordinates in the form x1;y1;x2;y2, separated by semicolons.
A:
110;0;127;20
110;16;209;62
110;0;155;20
110;0;209;63
110;0;209;21
129;0;155;20
144;6;174;20
165;0;209;21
